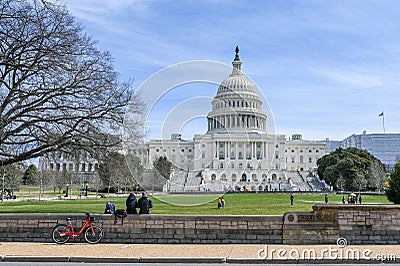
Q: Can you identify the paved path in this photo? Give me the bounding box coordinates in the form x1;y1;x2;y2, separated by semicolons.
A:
0;242;399;263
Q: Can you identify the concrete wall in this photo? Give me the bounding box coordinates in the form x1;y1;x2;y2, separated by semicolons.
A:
1;205;399;244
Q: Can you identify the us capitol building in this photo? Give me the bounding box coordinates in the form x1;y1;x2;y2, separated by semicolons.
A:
130;47;329;192
39;47;400;192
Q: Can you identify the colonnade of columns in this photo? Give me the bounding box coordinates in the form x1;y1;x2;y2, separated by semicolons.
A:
207;114;266;131
209;140;268;160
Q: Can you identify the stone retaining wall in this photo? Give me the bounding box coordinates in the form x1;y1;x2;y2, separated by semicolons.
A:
0;214;283;244
1;205;399;244
283;204;400;244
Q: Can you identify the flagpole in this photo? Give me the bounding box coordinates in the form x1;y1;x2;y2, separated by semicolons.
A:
383;114;386;134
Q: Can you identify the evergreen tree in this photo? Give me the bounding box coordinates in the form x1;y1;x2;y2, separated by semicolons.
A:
386;162;400;204
153;156;173;179
317;147;386;191
23;164;39;185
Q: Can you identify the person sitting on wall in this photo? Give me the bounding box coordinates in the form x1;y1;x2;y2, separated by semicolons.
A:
138;192;153;214
126;192;138;214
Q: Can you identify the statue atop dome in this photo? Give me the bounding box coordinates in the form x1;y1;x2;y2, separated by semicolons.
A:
234;45;240;61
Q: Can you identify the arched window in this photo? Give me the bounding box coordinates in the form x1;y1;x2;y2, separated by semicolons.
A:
272;173;277;181
211;174;216;181
241;173;247;181
232;174;237;182
221;174;227;182
262;173;267;181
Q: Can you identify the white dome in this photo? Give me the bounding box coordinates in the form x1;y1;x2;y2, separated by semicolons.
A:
216;73;259;96
207;47;267;134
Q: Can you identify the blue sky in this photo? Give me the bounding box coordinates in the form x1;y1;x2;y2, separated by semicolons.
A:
62;0;400;141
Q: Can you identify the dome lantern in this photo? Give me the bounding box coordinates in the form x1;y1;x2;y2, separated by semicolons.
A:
232;45;242;72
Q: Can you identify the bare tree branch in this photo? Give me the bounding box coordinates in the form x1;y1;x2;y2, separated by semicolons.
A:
0;0;144;165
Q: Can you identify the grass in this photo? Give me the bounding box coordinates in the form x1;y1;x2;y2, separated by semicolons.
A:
0;191;391;215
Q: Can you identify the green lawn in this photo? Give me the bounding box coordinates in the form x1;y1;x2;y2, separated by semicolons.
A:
0;192;391;215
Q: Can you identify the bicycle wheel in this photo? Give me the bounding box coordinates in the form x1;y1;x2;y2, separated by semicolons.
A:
52;224;71;244
84;225;104;244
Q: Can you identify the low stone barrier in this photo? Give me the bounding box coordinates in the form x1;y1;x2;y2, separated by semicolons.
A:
0;205;399;244
283;204;400;244
0;214;283;244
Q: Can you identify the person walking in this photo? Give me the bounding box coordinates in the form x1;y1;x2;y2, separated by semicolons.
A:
290;194;294;205
342;195;345;204
126;192;138;214
324;194;329;204
217;197;222;209
138;192;153;214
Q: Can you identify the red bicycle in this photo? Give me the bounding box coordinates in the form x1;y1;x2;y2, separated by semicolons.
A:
52;212;104;244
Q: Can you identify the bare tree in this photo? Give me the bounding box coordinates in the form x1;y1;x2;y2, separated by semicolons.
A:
0;0;143;166
367;159;387;193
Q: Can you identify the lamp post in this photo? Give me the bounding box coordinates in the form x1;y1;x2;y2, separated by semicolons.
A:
65;184;69;197
1;162;4;204
279;177;282;191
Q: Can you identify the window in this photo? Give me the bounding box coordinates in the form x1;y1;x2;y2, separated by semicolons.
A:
220;163;224;169
239;163;243;169
300;155;304;164
291;157;294;163
156;149;159;152
221;174;227;182
309;157;312;163
219;152;224;159
202;153;205;159
316;150;319;153
291;150;294;153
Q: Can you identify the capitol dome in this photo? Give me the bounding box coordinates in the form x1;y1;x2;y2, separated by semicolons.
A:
207;46;267;134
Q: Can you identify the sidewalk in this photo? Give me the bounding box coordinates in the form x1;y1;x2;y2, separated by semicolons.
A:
0;242;399;263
